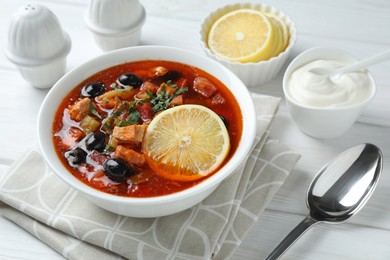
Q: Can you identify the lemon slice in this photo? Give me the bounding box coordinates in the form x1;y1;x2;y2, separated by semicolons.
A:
266;14;284;56
266;13;289;54
207;9;276;63
142;105;230;181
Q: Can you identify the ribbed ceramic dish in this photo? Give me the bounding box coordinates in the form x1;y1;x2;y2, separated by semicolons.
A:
84;0;146;51
5;4;71;88
199;3;297;87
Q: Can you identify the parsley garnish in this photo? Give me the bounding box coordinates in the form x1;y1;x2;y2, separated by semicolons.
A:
117;108;140;126
89;101;102;119
101;80;187;134
148;82;188;113
127;108;141;124
102;144;115;154
117;120;130;127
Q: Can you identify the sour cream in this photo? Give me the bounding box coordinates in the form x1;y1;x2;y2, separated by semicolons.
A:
287;59;373;108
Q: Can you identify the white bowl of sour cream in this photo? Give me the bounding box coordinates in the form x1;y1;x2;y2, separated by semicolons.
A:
283;46;376;139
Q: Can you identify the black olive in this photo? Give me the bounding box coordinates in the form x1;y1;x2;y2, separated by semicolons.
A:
81;82;105;97
85;131;106;152
66;147;87;166
159;71;180;82
103;158;135;182
219;115;229;128
117;73;143;88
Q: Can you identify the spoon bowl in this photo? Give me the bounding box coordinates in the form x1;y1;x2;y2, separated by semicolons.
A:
266;143;382;260
310;49;390;81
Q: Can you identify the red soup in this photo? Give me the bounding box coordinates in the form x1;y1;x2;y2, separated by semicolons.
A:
53;60;243;197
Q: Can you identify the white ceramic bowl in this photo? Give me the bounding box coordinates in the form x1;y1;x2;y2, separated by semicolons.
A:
200;3;297;87
283;46;376;139
37;46;256;218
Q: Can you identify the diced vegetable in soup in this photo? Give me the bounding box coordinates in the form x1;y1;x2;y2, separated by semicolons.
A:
53;60;242;197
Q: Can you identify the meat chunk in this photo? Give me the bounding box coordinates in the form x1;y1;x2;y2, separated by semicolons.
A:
137;103;154;124
68;98;91;121
157;82;176;95
170;94;184;106
211;93;225;105
69;127;85;142
176;78;188;89
135;82;158;100
115;145;146;167
140;81;158;92
193;76;217;98
151;66;169;77
113;125;146;144
60;127;85;149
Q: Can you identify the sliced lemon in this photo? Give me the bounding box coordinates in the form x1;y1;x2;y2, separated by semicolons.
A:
142;105;230;181
207;9;276;63
266;14;284;56
266;13;289;54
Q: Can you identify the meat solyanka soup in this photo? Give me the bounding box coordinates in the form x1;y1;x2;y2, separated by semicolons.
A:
53;60;243;197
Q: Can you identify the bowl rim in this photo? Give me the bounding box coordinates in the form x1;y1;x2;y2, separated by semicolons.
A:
199;2;297;66
37;45;257;205
282;46;376;111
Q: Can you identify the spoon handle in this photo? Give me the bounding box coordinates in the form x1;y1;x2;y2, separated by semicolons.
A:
265;215;318;260
335;49;390;75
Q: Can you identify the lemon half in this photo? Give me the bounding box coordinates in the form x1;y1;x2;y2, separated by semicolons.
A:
208;9;276;63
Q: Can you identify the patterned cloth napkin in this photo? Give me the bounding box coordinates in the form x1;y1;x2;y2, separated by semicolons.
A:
0;94;300;260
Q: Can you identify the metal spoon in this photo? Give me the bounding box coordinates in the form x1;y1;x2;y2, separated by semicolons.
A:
310;49;390;81
265;143;382;260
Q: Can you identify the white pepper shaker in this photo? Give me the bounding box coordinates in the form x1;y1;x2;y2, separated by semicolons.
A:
4;4;71;89
84;0;146;52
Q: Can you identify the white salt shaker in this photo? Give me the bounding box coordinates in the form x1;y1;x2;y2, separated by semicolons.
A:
84;0;146;52
4;4;71;89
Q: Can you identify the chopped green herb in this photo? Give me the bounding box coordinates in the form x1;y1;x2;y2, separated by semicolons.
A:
102;122;111;132
146;90;154;97
89;101;102;119
176;87;188;95
118;120;130;127
166;80;178;88
110;83;118;89
112;101;131;117
127;108;141;125
101;80;187;133
148;83;188;113
102;144;115;154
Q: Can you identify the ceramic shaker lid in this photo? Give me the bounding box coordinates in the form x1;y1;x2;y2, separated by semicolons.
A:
5;4;71;66
85;0;146;35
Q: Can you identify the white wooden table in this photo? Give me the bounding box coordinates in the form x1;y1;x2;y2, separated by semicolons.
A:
1;0;390;259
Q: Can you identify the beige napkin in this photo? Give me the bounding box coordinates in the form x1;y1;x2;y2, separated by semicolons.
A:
0;94;300;260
